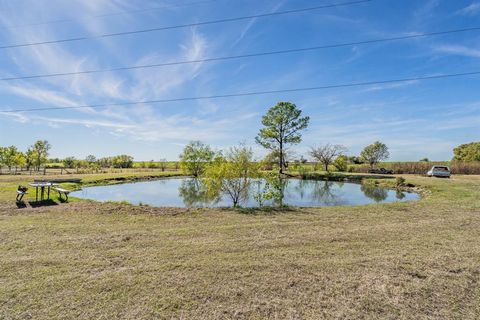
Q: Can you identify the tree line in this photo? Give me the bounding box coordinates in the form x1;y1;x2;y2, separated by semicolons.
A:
0;140;137;173
0;140;50;173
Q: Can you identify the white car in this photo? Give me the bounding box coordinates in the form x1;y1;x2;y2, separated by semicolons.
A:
427;166;451;178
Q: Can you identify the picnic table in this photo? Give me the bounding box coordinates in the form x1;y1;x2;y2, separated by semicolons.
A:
28;182;58;202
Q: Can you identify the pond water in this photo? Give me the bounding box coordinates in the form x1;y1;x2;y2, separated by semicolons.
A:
70;178;419;208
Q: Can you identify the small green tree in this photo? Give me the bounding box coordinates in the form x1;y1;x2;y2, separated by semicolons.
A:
111;155;134;168
360;141;389;168
261;172;287;207
13;152;26;173
203;144;259;207
453;142;480;161
255;102;309;174
333;155;348;172
180;141;215;177
1;146;21;172
63;157;76;169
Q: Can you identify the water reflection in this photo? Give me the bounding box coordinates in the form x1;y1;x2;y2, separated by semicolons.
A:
178;178;219;207
360;184;388;202
295;180;348;206
71;178;419;208
179;178;410;207
395;190;406;200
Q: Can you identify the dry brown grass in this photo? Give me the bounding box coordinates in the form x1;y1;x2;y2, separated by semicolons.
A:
352;161;480;175
1;173;480;319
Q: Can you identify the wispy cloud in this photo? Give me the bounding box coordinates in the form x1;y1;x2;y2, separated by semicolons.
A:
361;80;419;92
1;84;80;108
230;0;286;48
433;44;480;58
457;2;480;16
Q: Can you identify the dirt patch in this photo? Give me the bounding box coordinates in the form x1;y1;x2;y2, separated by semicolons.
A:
0;200;197;216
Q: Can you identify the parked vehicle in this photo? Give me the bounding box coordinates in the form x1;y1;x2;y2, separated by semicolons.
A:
368;168;394;174
427;166;451;178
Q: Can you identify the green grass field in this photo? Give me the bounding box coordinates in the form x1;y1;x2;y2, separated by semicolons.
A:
1;172;480;319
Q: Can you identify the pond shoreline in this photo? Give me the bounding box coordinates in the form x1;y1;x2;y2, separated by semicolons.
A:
70;175;421;208
68;172;424;200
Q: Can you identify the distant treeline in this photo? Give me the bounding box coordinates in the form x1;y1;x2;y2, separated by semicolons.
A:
349;161;480;175
2;139;480;175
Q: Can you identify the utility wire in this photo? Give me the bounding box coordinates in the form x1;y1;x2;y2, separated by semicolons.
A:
2;0;223;30
0;0;371;50
1;26;479;82
1;70;479;113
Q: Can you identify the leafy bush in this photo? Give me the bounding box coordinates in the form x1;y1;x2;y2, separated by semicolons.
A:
333;155;348;172
453;142;480;161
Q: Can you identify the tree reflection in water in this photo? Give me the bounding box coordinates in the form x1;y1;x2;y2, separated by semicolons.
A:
300;180;348;206
360;184;388;202
178;178;220;207
395;190;406;200
178;178;411;207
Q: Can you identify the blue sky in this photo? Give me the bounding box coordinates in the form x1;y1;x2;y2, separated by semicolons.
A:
0;0;479;161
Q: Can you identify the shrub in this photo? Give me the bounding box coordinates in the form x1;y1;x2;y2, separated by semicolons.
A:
395;177;406;188
333;155;348;172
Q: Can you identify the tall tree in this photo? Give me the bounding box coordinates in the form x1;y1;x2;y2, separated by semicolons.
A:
30;140;51;171
255;102;309;174
360;141;389;168
179;141;215;177
13;152;26;173
309;144;347;171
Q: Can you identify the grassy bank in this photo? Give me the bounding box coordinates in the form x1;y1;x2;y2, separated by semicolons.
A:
0;171;184;202
1;173;480;319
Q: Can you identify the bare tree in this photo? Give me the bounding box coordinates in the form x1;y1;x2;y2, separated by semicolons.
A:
158;158;168;172
309;144;347;172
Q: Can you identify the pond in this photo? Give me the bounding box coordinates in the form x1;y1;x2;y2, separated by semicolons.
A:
70;178;419;208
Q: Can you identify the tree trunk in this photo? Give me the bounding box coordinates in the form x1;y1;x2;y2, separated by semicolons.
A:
279;141;283;174
325;163;329;172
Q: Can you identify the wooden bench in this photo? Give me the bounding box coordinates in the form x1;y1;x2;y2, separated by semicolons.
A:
53;187;70;201
16;190;27;202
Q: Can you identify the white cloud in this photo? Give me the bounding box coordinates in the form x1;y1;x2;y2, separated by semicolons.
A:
1;84;79;108
433;44;480;58
361;80;419;92
457;2;480;16
230;0;287;48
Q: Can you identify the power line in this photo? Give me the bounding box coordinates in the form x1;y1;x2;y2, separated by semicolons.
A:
2;26;480;82
2;70;479;113
2;0;223;30
0;0;371;50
